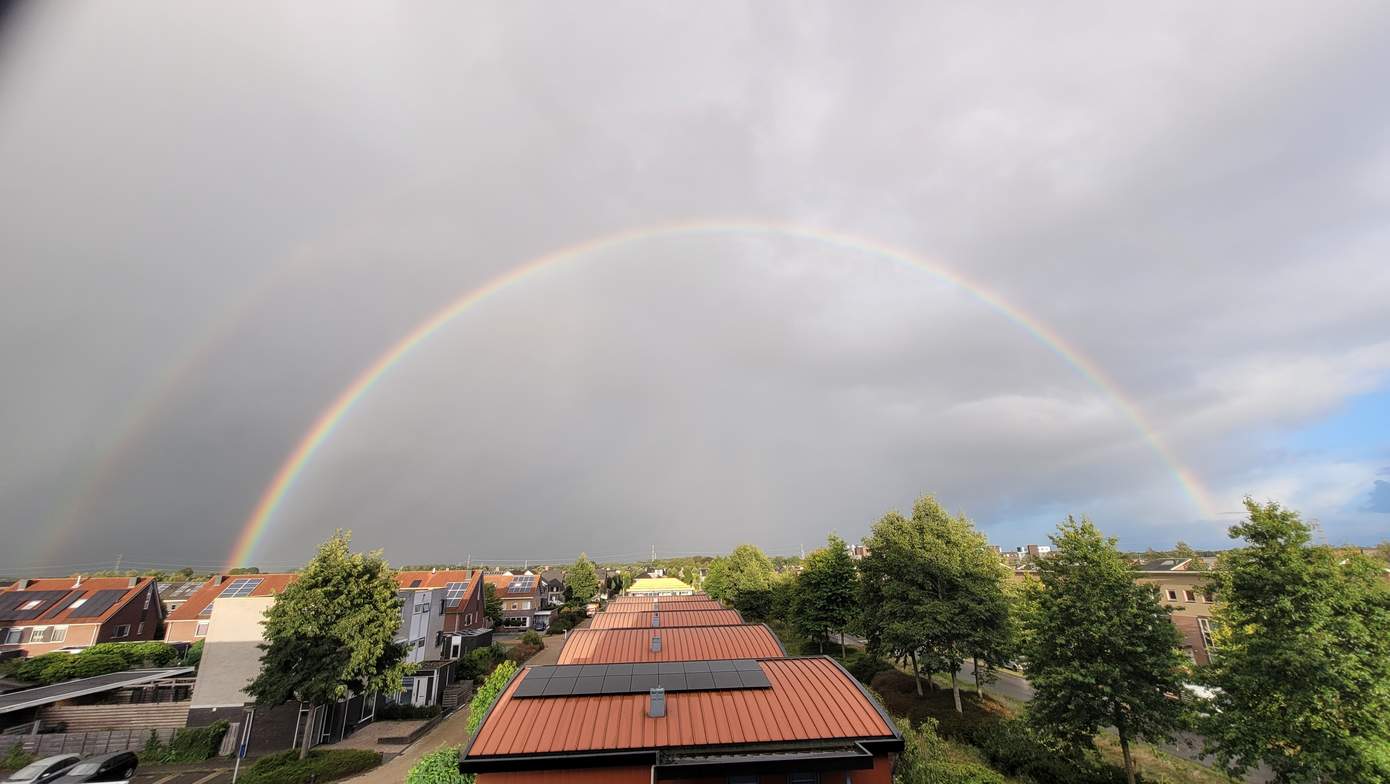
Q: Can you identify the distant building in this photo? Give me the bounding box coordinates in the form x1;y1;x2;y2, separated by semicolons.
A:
0;577;164;657
625;577;695;597
394;569;488;653
848;543;871;560
483;572;542;630
163;574;298;645
1133;559;1217;665
156;581;203;616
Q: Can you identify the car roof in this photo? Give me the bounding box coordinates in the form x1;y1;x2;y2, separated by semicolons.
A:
33;754;80;762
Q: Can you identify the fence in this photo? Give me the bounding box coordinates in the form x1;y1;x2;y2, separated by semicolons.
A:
0;721;240;759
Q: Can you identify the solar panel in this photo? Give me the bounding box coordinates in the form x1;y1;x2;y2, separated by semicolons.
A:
507;575;535;594
0;591;68;620
44;591;87;618
514;660;772;699
410;579;422;588
219;578;263;598
444;581;470;607
67;589;125;618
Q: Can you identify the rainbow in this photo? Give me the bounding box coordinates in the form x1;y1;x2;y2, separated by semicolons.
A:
226;220;1217;569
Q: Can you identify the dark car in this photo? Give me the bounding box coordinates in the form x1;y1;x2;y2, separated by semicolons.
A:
4;755;80;783
49;752;136;783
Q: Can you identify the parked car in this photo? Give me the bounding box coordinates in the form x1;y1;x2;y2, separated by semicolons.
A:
4;754;80;783
49;752;136;783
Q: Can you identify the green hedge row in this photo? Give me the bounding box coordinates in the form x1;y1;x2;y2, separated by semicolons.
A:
237;749;382;784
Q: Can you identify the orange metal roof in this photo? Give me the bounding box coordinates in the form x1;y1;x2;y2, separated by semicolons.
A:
557;625;786;665
610;593;712;604
0;577;156;625
165;574;298;621
604;599;725;612
589;609;743;629
467;657;896;757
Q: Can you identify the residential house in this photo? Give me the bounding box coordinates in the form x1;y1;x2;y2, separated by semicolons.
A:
460;657;903;782
394;586;456;707
538;570;566;609
848;543;871;560
1133;559;1217;665
163;574;298;644
394;570;489;657
0;577;163;657
483;572;541;631
184;596;380;756
606;597;725;612
625;577;695;597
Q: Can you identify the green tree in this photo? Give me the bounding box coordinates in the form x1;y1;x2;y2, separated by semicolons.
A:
246;531;410;759
861;497;1011;711
705;544;776;617
566;554;600;606
1173;541;1199;561
1024;517;1186;784
1201;499;1390;783
483;583;503;625
793;534;859;655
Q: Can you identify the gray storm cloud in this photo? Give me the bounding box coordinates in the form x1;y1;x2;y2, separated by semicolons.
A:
2;1;1389;570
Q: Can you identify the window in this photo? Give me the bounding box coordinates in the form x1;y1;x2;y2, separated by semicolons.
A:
790;774;819;784
464;613;473;625
68;598;87;610
50;627;66;643
144;590;152;610
728;776;759;784
195;621;209;637
1184;590;1196;602
137;622;144;636
113;624;130;638
1166;590;1178;601
20;599;41;611
1203;592;1215;603
1;628;19;645
30;627;49;643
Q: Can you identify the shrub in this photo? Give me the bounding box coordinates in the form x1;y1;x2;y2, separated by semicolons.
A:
184;640;205;669
238;749;381;784
377;702;442;720
520;630;543;646
162;721;229;763
406;746;465;784
505;641;542;663
466;661;518;737
70;651;128;679
0;743;36;771
458;644;506;681
963;718;1124;784
844;652;895;685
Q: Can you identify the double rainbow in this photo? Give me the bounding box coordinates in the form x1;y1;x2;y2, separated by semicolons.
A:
226;220;1216;569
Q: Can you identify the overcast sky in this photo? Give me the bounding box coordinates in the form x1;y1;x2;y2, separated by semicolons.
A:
2;1;1388;572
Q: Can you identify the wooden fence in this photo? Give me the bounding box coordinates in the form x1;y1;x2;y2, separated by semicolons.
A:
0;721;240;758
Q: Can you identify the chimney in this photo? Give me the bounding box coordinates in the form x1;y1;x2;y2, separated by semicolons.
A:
650;634;662;653
16;579;30;590
128;577;139;588
647;687;666;718
217;575;229;585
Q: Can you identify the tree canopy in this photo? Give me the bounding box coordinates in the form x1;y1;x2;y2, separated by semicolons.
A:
1201;499;1390;783
793;534;859;655
1023;517;1186;784
566;554;600;605
483;583;503;625
245;531;410;759
703;544;775;615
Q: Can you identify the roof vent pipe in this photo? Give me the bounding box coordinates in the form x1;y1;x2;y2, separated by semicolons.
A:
650;634;662;653
647;687;666;718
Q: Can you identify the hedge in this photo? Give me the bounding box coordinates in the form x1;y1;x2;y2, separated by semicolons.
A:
377;702;441;720
140;721;229;764
10;642;182;685
406;746;465;784
237;749;382;784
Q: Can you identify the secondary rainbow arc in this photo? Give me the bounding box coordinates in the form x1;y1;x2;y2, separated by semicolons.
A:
226;220;1217;569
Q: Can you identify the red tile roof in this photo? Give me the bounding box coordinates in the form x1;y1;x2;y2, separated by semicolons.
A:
394;569;481;590
0;577;156;625
589;609;743;630
557;625;786;665
164;574;298;621
483;573;539;596
467;657;896;757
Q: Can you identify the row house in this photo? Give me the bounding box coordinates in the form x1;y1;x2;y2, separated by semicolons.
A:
462;592;903;782
164;574;298;644
394;569;489;656
483;572;541;631
0;577;163;657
